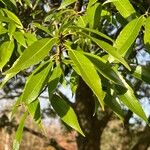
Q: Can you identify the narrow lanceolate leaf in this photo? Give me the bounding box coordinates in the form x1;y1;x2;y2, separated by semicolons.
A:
3;9;23;29
144;17;150;52
104;94;124;121
22;61;52;104
66;45;105;110
87;3;101;29
27;99;41;124
103;0;135;19
13;111;28;150
85;34;131;71
51;94;84;136
70;26;114;42
84;52;124;87
114;16;145;57
5;37;57;74
48;65;62;99
132;65;150;84
59;0;76;9
0;40;14;69
117;73;148;123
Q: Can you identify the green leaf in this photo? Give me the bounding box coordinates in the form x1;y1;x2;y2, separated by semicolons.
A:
3;9;23;29
14;32;27;48
114;16;145;56
27;99;41;124
88;0;97;7
0;40;14;69
51;94;84;136
104;94;124;121
13;111;28;150
103;0;135;19
87;3;101;29
22;61;52;104
48;64;62;99
117;73;148;123
8;23;16;38
0;73;15;88
33;23;53;36
5;37;57;75
83;34;131;70
84;52;124;87
0;24;7;34
59;0;76;9
70;26;114;42
66;45;105;110
144;17;150;52
24;32;37;46
132;65;150;84
24;0;32;8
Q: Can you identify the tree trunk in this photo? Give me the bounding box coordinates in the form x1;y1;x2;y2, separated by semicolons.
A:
74;78;112;150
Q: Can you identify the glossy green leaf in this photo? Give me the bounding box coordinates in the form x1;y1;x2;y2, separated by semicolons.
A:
48;65;62;99
3;9;23;29
117;73;148;123
144;17;150;52
22;61;52;104
51;94;84;136
8;23;16;38
59;0;76;9
66;45;105;110
0;40;14;69
88;0;97;7
27;99;41;124
84;52;124;86
114;16;145;56
87;3;101;29
5;37;57;74
103;0;135;19
84;34;131;70
13;111;28;150
70;26;114;42
14;32;27;48
104;94;124;120
24;32;37;46
132;65;150;84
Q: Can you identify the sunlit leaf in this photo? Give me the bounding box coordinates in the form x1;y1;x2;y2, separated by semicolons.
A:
14;32;27;48
13;112;28;150
84;52;124;86
117;73;148;123
66;45;105;110
3;9;23;28
83;34;131;70
22;61;52;104
103;0;135;19
5;37;57;75
114;16;145;56
0;40;14;69
51;94;84;136
48;64;62;99
144;17;150;52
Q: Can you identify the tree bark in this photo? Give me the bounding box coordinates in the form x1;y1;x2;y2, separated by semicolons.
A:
74;78;112;150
